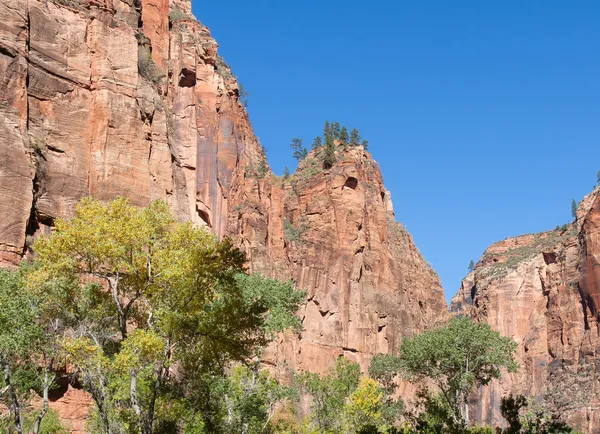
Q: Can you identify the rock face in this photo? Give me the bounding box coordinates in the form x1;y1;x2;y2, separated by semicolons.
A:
451;188;600;433
0;0;448;429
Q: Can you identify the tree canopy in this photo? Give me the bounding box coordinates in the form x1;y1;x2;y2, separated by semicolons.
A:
397;316;518;429
23;197;305;434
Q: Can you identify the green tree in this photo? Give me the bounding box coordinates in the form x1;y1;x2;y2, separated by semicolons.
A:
291;138;307;162
300;357;361;432
283;166;291;180
339;126;349;148
350;128;361;146
312;136;323;150
324;121;332;142
368;354;405;427
397;316;518;429
238;83;250;108
222;364;297;434
362;139;369;150
468;260;475;272
332;122;341;140
571;199;577;220
323;134;336;169
30;197;305;434
0;268;66;434
597;171;600;185
499;394;578;434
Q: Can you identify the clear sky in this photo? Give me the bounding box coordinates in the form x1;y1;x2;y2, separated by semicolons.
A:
191;1;600;303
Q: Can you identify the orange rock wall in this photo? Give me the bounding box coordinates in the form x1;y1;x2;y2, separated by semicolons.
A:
451;188;600;433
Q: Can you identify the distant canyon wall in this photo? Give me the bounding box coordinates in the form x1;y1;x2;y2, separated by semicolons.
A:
452;187;600;433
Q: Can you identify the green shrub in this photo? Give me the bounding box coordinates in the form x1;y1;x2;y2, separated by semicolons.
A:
168;5;188;21
138;46;164;84
283;219;306;243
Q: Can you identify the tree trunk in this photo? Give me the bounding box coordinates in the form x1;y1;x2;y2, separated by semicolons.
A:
33;368;52;434
107;274;127;340
2;361;22;434
94;394;111;434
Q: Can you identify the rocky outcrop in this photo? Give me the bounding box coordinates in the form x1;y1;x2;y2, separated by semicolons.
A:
0;0;448;429
451;188;600;433
248;148;448;373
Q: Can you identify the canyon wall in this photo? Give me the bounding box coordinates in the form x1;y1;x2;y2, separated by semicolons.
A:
451;187;600;433
0;0;447;430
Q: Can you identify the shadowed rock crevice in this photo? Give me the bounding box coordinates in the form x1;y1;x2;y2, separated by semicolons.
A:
344;176;358;190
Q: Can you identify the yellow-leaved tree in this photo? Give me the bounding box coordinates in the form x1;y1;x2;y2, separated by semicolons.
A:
28;197;305;434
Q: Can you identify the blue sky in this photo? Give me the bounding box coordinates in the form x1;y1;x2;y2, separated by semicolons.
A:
191;1;600;303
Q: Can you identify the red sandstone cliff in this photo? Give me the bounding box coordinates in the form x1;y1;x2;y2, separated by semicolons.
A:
0;0;447;430
451;187;600;433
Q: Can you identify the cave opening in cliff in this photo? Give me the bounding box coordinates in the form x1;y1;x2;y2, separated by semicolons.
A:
344;176;358;190
179;68;196;87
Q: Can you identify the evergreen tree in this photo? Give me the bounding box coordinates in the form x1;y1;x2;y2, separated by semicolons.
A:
597;170;600;185
362;139;369;150
290;138;307;162
350;128;361;146
324;121;332;142
571;199;578;220
312;136;323;150
468;259;475;272
339;126;349;148
282;166;290;179
332;122;341;140
323;134;336;169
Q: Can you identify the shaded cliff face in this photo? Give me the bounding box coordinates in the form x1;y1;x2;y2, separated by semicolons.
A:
451;188;600;433
0;0;448;429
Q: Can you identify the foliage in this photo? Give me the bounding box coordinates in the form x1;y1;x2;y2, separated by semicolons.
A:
138;46;164;84
300;357;361;432
571;199;577;220
0;409;69;434
345;377;384;429
468;260;475;272
222;364;297;433
404;389;459;434
332;122;341;139
597;170;600;185
0;268;64;434
283;166;291;180
215;54;235;80
29;197;305;434
168;5;189;21
323;134;336;169
498;394;580;434
283;219;306;243
362;139;369;150
291;138;307;162
397;316;518;429
350;128;361;146
369;354;403;397
312;136;323;150
239;83;250;108
339;126;349;148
